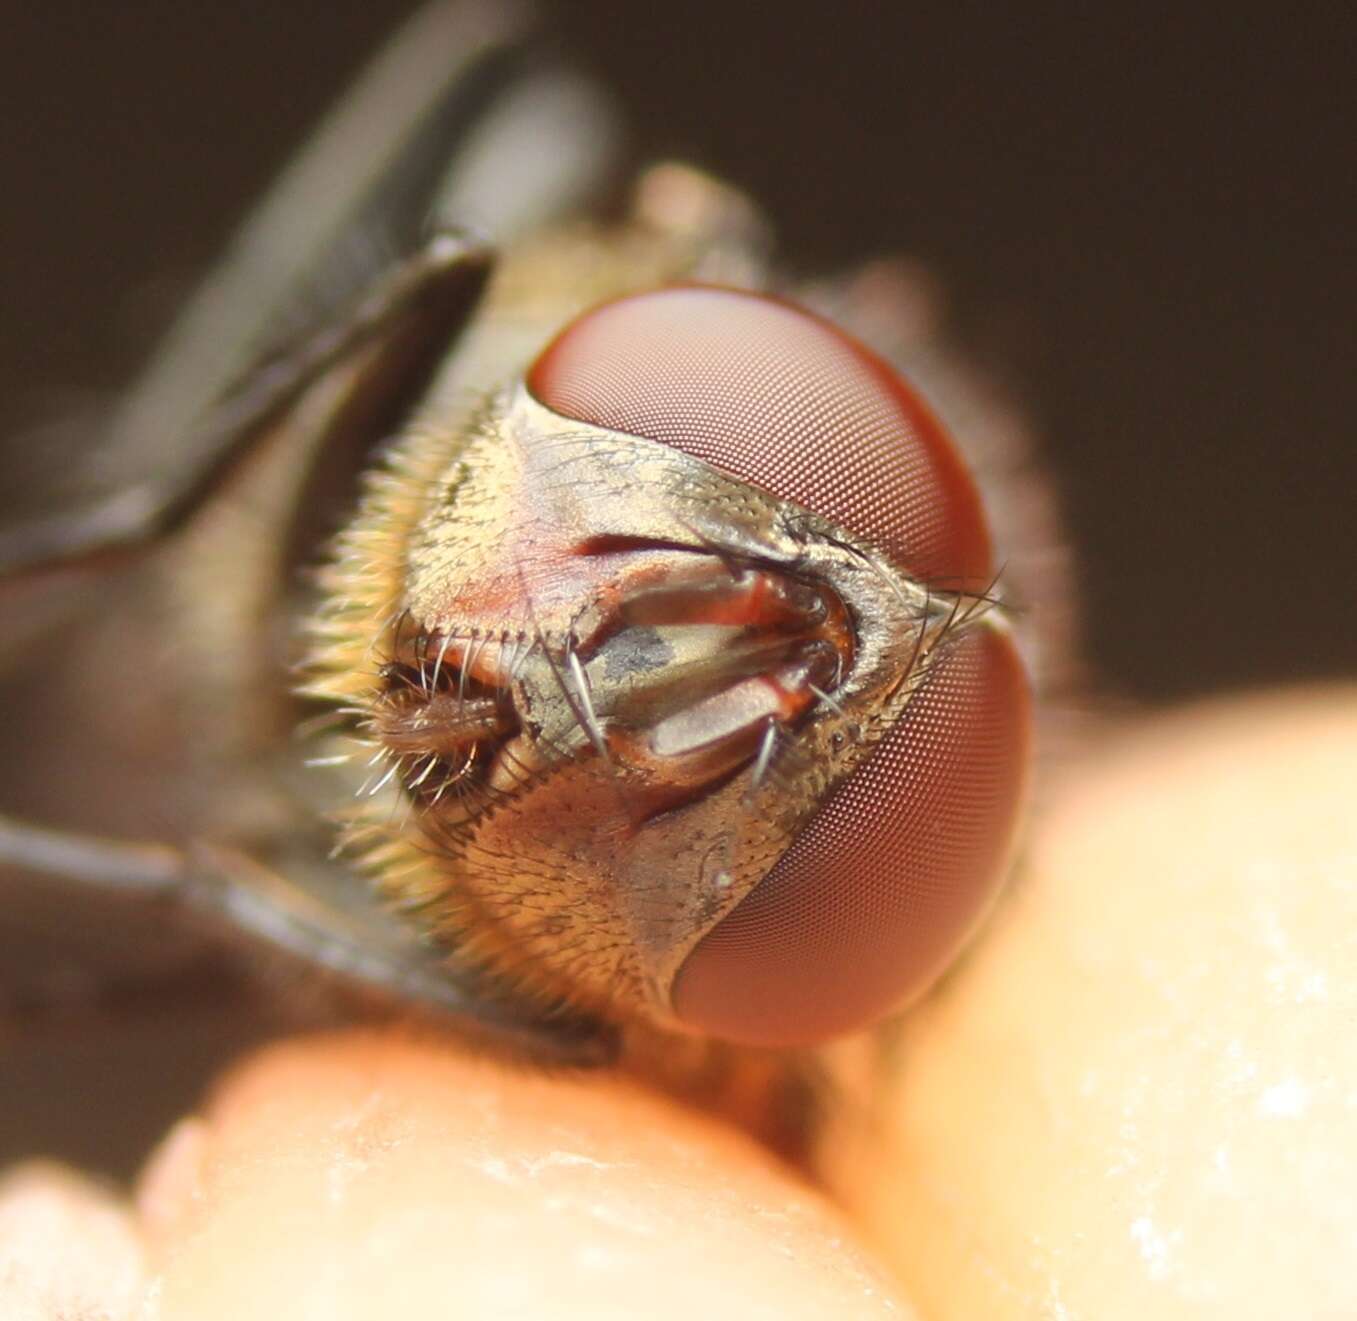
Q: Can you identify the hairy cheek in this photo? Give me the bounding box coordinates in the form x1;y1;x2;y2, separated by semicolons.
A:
671;627;1032;1047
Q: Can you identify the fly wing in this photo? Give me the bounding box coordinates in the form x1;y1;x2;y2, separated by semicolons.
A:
0;0;623;579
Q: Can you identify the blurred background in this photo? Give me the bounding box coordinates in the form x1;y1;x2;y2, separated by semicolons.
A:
3;1;1352;698
0;2;1352;1179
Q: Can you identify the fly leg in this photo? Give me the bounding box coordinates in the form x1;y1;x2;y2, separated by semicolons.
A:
0;234;492;583
0;812;612;1065
1;0;623;583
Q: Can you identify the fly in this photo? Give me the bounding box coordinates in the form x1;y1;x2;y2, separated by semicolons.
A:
0;1;1061;1113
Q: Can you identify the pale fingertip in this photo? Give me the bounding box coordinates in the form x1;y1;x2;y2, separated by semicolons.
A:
0;1161;146;1320
135;1117;208;1246
141;1030;914;1319
822;685;1357;1320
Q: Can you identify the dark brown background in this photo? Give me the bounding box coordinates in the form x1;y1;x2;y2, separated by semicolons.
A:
3;2;1353;699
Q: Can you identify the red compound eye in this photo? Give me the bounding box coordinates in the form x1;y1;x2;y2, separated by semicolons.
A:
527;285;992;591
528;286;1030;1046
673;626;1030;1045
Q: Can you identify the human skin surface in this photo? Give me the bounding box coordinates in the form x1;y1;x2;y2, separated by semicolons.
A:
821;684;1357;1318
2;686;1354;1318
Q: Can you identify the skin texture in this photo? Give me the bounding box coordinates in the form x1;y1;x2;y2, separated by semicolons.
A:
8;1036;909;1320
2;685;1355;1318
824;684;1357;1317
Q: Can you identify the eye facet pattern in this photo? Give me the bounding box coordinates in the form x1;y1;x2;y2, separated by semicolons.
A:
519;285;1030;1043
671;625;1031;1046
528;285;993;592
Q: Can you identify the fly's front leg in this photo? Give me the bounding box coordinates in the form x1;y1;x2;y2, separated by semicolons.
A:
0;812;612;1065
0;233;493;582
0;814;182;899
0;0;627;585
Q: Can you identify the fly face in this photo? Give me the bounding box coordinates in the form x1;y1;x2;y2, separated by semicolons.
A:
1;2;1055;1093
306;286;1031;1048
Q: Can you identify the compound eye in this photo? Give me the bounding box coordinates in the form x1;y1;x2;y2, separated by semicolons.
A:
527;286;1029;1046
527;285;993;591
673;626;1030;1046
